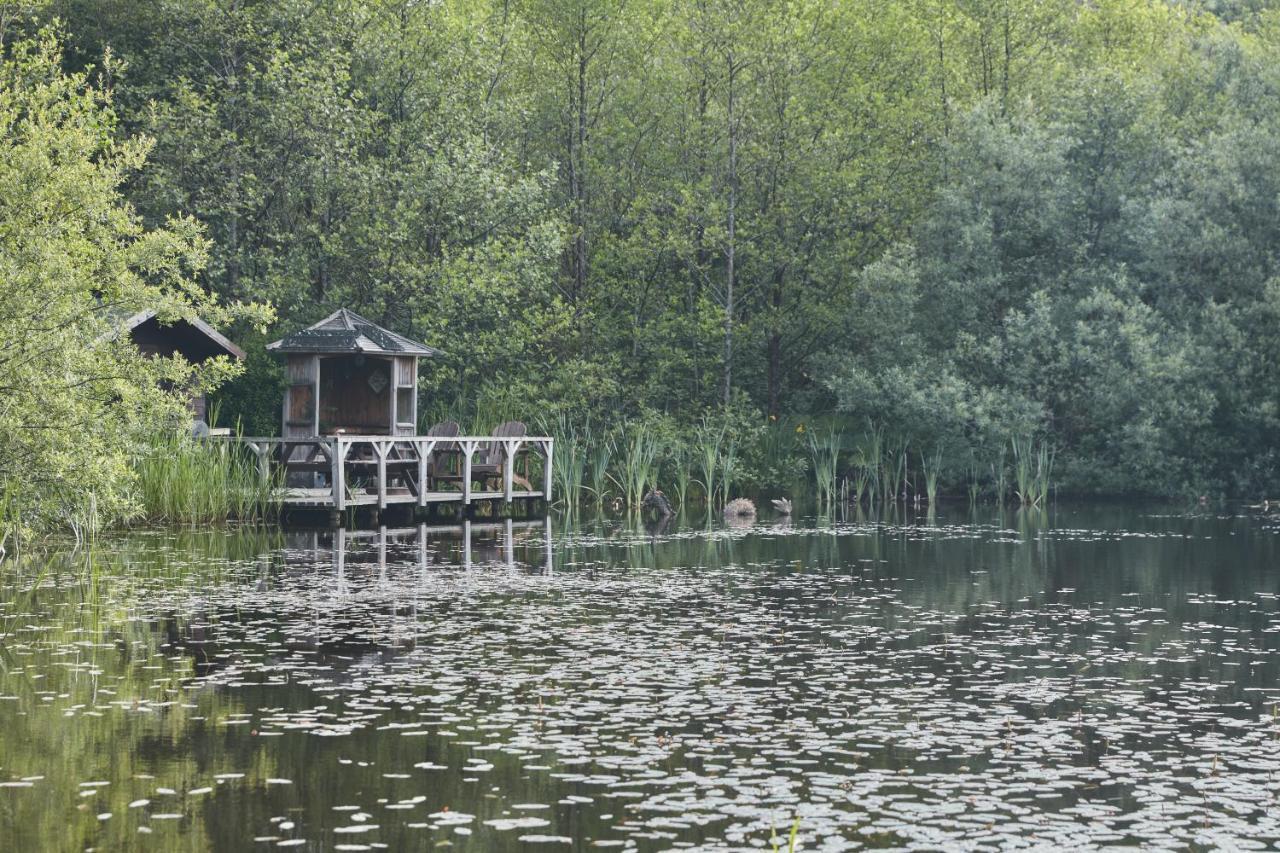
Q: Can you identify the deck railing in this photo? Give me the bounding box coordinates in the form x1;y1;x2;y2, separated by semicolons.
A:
228;434;554;511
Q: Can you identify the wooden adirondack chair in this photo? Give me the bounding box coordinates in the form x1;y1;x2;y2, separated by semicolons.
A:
472;421;531;491
423;420;462;489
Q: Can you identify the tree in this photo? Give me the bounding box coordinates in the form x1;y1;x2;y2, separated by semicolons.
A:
0;31;265;538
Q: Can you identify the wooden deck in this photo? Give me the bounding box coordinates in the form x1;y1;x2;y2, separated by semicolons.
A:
229;434;554;512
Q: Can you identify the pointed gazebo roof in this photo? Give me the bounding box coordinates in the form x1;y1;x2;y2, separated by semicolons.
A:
266;308;439;357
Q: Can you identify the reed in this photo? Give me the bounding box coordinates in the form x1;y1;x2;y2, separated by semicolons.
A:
1011;435;1054;506
694;416;726;506
539;413;586;509
966;455;982;504
613;420;663;509
668;441;692;510
862;423;885;504
720;436;740;505
851;452;872;506
131;430;279;523
991;443;1009;504
883;437;909;503
585;427;616;509
807;425;843;510
920;445;943;504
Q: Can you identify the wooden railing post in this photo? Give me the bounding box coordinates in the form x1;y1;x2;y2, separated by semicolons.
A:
543;439;554;505
461;440;477;505
417;439;437;507
502;439;523;502
331;437;345;512
373;440;388;510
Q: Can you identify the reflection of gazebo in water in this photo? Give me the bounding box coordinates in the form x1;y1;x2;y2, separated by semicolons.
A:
267;308;438;439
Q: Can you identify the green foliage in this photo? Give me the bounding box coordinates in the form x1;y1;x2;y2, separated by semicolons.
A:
0;30;264;540
9;0;1280;513
130;433;279;524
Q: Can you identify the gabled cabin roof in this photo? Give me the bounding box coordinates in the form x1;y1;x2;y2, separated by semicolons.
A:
122;309;246;361
266;308;439;357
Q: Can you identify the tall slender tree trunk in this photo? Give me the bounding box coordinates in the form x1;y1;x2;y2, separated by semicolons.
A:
723;52;737;407
570;11;589;307
767;268;783;417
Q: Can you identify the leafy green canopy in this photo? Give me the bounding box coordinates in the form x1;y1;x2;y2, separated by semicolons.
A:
0;31;267;539
15;0;1280;498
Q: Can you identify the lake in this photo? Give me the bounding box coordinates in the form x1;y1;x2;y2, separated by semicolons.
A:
2;504;1279;850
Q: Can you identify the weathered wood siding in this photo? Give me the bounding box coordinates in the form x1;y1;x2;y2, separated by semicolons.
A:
283;354;319;438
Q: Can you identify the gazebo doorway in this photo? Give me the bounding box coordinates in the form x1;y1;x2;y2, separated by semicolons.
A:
319;354;393;435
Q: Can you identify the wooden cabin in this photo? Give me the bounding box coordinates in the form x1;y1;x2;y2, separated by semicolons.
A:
122;309;246;428
266;308;439;441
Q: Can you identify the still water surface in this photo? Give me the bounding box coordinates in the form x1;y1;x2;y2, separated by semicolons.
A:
2;505;1280;850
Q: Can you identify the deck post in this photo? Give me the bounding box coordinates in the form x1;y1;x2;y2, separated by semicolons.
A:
503;439;523;502
331;437;345;512
374;440;388;510
461;440;477;505
250;442;269;482
417;439;437;508
542;439;554;506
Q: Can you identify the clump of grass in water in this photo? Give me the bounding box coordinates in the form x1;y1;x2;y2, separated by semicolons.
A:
807;425;842;511
613;420;662;509
539;412;586;511
883;436;909;503
1011;436;1053;507
585;428;615;510
132;430;279;524
991;442;1009;505
920;445;943;505
694;416;726;507
667;440;692;511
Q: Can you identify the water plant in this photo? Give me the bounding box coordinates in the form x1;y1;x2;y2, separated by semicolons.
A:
668;441;693;510
585;427;616;509
808;425;843;511
991;443;1009;504
1011;436;1054;506
614;420;663;509
694;416;727;506
920;445;943;504
540;412;586;509
884;436;909;503
771;816;802;852
131;430;279;523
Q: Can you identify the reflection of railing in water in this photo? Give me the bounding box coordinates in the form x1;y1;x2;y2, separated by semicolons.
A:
230;434;554;512
287;517;554;580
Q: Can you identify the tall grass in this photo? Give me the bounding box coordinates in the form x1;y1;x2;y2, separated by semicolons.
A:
668;442;693;510
807;425;842;511
613;420;662;508
132;431;279;523
884;436;909;503
1011;436;1054;507
694;416;726;506
586;427;616;509
920;445;943;504
540;412;586;509
991;443;1009;504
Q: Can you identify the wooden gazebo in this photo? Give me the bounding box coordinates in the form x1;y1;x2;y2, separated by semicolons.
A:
266;308;438;441
241;309;553;518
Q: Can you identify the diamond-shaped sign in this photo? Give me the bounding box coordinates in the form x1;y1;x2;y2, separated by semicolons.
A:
367;371;388;394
